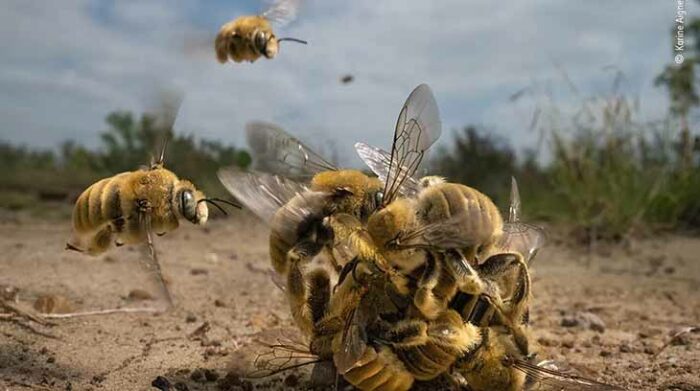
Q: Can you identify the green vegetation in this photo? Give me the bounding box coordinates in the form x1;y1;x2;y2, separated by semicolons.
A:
432;7;700;242
432;92;700;242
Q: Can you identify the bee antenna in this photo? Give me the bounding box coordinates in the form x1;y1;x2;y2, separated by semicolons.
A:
198;199;227;215
208;197;241;209
198;198;242;216
277;37;308;45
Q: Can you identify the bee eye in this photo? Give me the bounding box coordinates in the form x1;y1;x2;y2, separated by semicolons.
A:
374;192;384;207
180;190;197;222
254;31;268;53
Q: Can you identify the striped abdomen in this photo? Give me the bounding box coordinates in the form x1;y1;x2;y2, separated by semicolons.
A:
70;173;131;254
391;310;481;381
417;183;503;253
339;345;414;391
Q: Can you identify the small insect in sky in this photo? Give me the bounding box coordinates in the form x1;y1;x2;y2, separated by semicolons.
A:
215;0;307;64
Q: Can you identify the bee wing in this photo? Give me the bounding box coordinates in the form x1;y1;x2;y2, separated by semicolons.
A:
246;121;337;180
261;0;302;27
268;269;286;292
247;327;324;379
334;307;369;374
511;359;625;391
355;142;423;197
499;222;546;264
498;177;546;264
217;166;310;223
381;84;442;205
393;218;477;250
141;212;173;309
392;202;494;250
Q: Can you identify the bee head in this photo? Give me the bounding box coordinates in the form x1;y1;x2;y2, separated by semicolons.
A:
254;30;278;59
175;182;208;225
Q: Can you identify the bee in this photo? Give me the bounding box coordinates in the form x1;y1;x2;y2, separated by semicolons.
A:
66;98;238;307
219;121;385;336
451;327;625;391
215;0;307;64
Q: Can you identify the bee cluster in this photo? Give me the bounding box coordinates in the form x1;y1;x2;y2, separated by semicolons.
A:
216;84;623;391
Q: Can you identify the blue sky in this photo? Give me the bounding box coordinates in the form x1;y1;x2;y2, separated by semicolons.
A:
0;0;692;166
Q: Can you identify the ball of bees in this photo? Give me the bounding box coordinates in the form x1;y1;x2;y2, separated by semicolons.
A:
221;84;621;390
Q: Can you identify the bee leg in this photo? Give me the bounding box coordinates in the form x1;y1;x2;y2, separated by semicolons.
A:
413;253;444;320
286;240;325;336
85;226;113;255
65;242;84;253
478;253;532;356
442;250;486;295
379;319;429;348
478;253;531;321
140;210;173;310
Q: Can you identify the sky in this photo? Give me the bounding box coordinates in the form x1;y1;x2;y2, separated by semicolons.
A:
0;0;692;166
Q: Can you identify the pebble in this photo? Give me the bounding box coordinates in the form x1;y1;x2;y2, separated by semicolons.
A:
173;382;189;391
151;376;171;391
218;372;253;391
34;294;74;314
127;289;153;301
190;268;208;276
560;311;606;332
205;253;219;264
204;369;219;381
284;374;299;388
190;368;205;382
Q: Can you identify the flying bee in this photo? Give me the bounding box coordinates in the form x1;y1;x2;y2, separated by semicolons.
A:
66;97;238;308
215;0;307;64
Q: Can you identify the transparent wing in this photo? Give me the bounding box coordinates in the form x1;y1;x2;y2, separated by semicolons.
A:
355;142;422;197
217;166;309;223
499;223;546;264
390;204;496;250
261;0;302;27
246;121;337;180
335;307;369;374
381;84;442;205
512;359;625;390
142;213;173;309
499;178;546;264
391;218;477;250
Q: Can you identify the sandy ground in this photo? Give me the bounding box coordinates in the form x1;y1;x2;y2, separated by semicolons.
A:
0;211;699;391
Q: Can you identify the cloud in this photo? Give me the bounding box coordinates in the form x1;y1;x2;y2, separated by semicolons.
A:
0;0;688;167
